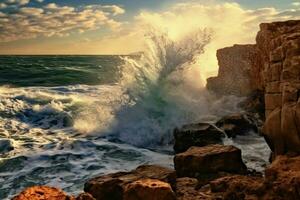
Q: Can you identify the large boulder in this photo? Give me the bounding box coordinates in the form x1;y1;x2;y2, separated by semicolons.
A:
12;186;74;200
173;123;224;153
123;179;175;200
216;113;259;138
84;165;176;200
174;145;247;180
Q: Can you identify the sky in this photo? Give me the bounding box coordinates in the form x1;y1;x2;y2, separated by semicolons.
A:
0;0;300;54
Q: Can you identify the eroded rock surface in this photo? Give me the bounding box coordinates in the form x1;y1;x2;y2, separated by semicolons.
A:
84;165;176;200
12;186;74;200
174;145;247;180
207;44;264;96
256;20;300;158
124;179;175;200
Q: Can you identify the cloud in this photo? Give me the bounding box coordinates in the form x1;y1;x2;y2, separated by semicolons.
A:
1;1;300;56
116;2;300;78
6;0;29;6
0;3;7;9
292;2;300;6
0;3;125;42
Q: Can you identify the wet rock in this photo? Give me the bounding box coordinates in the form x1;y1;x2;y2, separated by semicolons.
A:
12;186;75;200
263;155;300;200
173;123;224;153
76;193;95;200
238;90;265;118
216;113;258;138
174;145;247;180
0;139;14;153
124;179;176;200
84;165;176;200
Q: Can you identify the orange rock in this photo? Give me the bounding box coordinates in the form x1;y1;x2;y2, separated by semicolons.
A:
263;155;300;200
84;165;176;200
124;179;175;200
12;186;74;200
175;178;211;200
174;145;247;179
210;175;264;200
257;20;300;158
206;44;264;96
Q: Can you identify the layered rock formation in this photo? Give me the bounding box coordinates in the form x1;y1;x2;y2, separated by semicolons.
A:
257;20;300;158
207;44;264;96
208;20;300;159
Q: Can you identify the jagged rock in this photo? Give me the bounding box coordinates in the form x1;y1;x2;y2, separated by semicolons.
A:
123;179;176;200
76;193;95;200
263;155;300;200
0;139;14;154
174;145;247;180
216;113;258;138
175;178;211;200
206;44;264;96
12;186;75;200
84;165;176;200
173;123;224;153
210;175;264;200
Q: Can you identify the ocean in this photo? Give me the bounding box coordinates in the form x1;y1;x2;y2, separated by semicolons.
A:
0;34;270;199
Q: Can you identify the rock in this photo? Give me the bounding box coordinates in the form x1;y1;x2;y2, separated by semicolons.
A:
263;155;300;200
256;20;300;158
12;186;74;200
0;139;14;153
238;90;265;118
84;165;176;200
173;123;224;153
206;44;264;96
216;113;258;138
76;193;95;200
175;178;211;200
123;179;176;200
210;175;264;200
174;145;247;180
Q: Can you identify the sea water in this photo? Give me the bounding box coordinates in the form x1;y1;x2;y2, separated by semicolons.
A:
0;30;270;199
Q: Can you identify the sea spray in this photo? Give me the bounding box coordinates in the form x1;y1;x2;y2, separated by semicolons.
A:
106;28;210;146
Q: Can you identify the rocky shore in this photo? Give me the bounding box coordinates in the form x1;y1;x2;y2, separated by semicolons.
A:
12;20;300;200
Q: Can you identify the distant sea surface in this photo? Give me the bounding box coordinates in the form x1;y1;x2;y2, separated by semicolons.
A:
0;55;270;199
0;55;123;87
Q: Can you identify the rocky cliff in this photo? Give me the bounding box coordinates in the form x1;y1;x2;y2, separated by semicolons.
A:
256;20;300;158
208;20;300;159
207;44;264;96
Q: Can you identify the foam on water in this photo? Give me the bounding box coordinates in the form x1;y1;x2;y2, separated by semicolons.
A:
0;28;270;199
